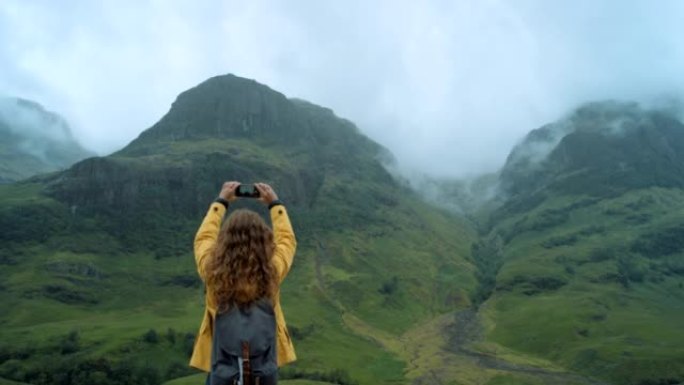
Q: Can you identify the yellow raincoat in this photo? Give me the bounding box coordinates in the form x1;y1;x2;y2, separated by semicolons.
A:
189;202;297;371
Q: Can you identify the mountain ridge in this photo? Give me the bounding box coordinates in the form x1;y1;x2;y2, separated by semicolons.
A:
500;101;684;206
120;74;372;155
465;101;684;385
1;76;683;385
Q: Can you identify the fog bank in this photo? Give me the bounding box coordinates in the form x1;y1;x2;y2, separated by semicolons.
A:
2;0;683;177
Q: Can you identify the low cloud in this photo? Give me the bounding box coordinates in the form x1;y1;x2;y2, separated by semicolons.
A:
1;0;684;178
0;97;80;161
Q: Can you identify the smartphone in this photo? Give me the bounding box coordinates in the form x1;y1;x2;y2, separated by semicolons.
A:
236;184;260;198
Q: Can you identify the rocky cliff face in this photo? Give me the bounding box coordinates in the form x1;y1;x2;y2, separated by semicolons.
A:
120;75;376;152
42;74;403;251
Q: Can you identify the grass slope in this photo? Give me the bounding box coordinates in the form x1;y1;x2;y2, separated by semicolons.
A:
0;136;476;385
163;373;334;385
482;187;684;385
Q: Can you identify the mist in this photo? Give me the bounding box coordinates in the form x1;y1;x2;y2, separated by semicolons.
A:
0;97;80;162
1;0;684;178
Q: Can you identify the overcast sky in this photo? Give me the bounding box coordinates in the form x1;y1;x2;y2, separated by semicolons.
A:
2;1;684;178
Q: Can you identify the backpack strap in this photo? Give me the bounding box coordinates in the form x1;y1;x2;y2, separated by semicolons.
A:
237;357;243;385
242;341;251;385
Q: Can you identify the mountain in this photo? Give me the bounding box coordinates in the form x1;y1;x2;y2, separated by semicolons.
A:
0;98;94;183
0;75;476;385
2;77;682;385
474;101;684;385
500;101;684;206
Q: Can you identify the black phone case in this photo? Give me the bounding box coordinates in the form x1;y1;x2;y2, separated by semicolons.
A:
236;184;260;198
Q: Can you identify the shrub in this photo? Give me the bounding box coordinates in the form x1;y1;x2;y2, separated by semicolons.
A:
578;225;606;236
1;356;167;385
528;209;569;231
142;329;159;344
636;378;681;385
662;260;684;276
289;324;316;341
588;248;615;263
469;235;504;305
0;203;69;244
40;285;99;305
499;275;568;295
0;245;19;265
617;256;646;288
165;361;193;379
378;276;399;295
624;195;656;211
60;331;80;355
280;367;359;385
631;224;684;258
165;328;176;345
162;274;201;288
625;213;652;224
541;234;578;248
182;333;195;356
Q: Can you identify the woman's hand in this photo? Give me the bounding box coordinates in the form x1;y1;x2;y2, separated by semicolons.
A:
255;183;279;205
219;181;240;202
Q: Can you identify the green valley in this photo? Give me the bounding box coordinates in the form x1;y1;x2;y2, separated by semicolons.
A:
0;75;475;385
0;77;683;385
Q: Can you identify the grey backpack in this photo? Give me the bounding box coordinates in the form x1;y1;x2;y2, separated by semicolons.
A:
210;299;278;385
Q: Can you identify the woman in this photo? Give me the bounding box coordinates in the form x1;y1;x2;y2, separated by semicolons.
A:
190;181;297;383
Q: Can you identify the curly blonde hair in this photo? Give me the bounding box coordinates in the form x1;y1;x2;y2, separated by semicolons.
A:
206;209;278;311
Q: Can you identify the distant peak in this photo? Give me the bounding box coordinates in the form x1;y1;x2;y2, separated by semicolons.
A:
0;97;73;142
500;100;684;200
505;100;673;168
0;96;93;182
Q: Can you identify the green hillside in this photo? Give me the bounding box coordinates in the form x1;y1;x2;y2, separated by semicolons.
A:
475;102;684;385
481;188;684;385
2;80;683;385
0;75;476;385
